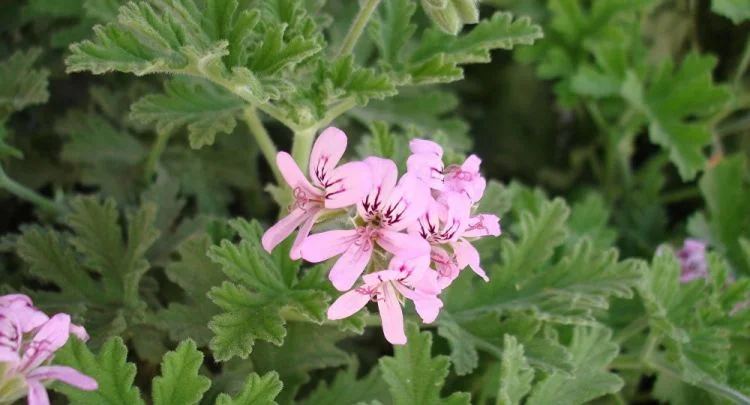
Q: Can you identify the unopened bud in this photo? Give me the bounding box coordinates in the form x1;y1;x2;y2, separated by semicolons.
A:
452;0;479;24
421;0;462;35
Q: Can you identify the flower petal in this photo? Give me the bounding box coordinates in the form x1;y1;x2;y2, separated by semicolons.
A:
28;366;98;390
378;284;407;345
309;127;347;188
324;161;373;209
378;230;430;259
462;214;501;238
380;174;429;231
277;152;317;195
289;208;322;260
69;324;90;342
363;270;402;285
329;239;374;291
409;139;443;158
358;157;398;219
413;296;443;323
0;309;22;354
261;207;310;254
453;240;489;282
0;294;49;332
327;289;370;320
389;254;430;286
27;380;50;405
300;229;357;263
21;314;72;371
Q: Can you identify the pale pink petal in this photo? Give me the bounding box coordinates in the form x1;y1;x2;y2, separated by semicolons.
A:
327;289;371;320
414;269;443;295
378;284;407;345
410;139;443;158
289;208;322;260
380;174;430;231
406;154;444;190
378;230;430;259
453;240;489;282
277;152;317;195
0;294;33;307
0;348;19;363
261;207;310;254
28;366;98;390
323;161;373;209
363;270;402;285
69;324;89;342
309;127;347;188
462;214;501;238
0;309;22;353
413;296;443;323
461;155;482;173
358;157;398;219
468;176;487;202
389;255;430;285
27;380;50;405
300;229;357;263
0;294;49;332
21;314;71;371
329;239;374;291
438;193;471;240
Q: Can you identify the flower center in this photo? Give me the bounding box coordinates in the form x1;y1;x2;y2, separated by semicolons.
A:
289;186;323;212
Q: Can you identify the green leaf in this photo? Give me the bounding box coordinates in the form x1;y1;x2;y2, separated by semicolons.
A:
369;0;417;66
567;192;617;250
54;337;145;405
496;335;534;405
321;56;397;105
621;52;731;180
711;0;750;23
207;219;330;361
152;340;211;405
130;78;245;149
380;324;471;405
215;372;283;405
303;358;391;405
526;327;623;405
0;122;23;160
693;155;750;275
0;48;50;119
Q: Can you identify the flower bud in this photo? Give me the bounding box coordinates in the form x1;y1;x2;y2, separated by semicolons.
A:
452;0;479;24
421;0;462;35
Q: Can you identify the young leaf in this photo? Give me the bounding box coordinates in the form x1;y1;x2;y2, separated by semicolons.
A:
526;327;623;405
215;372;283;405
0;48;50;119
206;219;330;361
380;324;471;405
152;340;211;405
621;52;730;180
130;78;245;149
54;337;145;405
497;335;534;405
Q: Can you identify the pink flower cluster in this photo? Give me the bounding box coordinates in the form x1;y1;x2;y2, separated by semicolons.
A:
262;128;501;344
677;238;708;283
0;294;97;405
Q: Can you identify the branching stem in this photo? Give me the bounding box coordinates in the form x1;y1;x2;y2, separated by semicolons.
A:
337;0;382;57
0;166;62;215
143;130;171;184
243;108;282;184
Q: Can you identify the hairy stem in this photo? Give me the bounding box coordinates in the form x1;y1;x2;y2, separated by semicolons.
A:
337;0;382;57
143;131;171;183
0;167;62;215
291;127;317;171
243;108;282;184
734;35;750;88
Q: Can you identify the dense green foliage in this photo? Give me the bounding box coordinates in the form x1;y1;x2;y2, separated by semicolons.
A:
1;0;749;404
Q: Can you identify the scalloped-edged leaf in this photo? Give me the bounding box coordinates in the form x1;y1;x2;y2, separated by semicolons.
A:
152;340;211;405
322;56;397;105
621;53;731;180
711;0;750;23
53;337;145;405
215;372;283;405
380;324;471;405
0;48;50;119
369;0;418;66
130;78;244;149
303;358;390;405
497;335;534;405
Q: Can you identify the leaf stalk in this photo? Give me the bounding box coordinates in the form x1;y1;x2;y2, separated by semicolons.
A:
337;0;383;57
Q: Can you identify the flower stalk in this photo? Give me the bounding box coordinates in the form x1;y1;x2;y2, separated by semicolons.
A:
337;0;383;58
243;108;282;184
0;167;62;215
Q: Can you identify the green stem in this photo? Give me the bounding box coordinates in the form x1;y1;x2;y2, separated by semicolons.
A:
291;126;317;171
0;167;62;215
243;108;282;184
318;98;357;128
734;35;750;88
143;131;171;183
337;0;382;57
613;316;648;344
659;186;702;204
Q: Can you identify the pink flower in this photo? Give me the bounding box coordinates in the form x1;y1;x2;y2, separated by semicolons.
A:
411;195;500;284
407;139;445;190
0;295;97;405
677;238;708;283
443;155;486;203
327;256;443;344
262;127;372;259
300;157;431;291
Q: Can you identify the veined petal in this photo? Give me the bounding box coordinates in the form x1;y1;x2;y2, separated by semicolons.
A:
28;366;98;390
277;152;317;195
378;284;407;345
327;289;370;320
329;239;374;291
289;208;322;260
461;154;481;172
261;208;310;254
453;240;489;282
27;380;50;405
363;270;402;285
378;230;430;259
300;229;358;263
410;139;443;158
324;161;373;209
406;154;444;190
358;157;398;219
0;294;49;333
389;255;430;286
462;214;501;238
309;127;348;188
381;174;429;230
0;309;22;355
21;314;71;372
